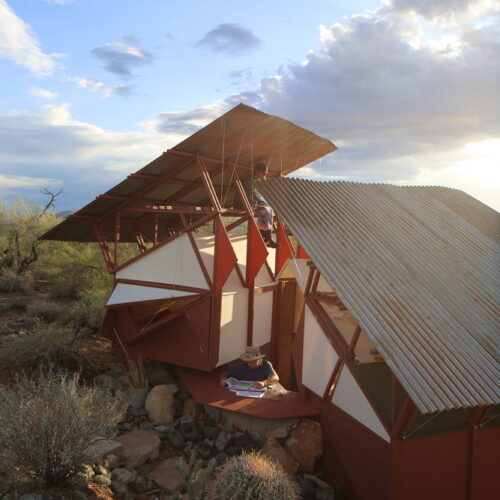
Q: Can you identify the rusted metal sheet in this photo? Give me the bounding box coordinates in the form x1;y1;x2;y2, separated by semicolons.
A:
41;104;336;242
257;178;500;414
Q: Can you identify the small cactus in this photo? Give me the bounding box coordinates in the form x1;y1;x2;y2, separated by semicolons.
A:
175;450;216;500
207;451;301;500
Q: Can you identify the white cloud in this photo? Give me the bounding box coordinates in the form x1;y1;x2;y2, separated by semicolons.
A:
0;173;59;188
0;0;56;75
29;87;58;99
70;76;133;99
246;1;500;210
385;0;500;26
0;104;188;209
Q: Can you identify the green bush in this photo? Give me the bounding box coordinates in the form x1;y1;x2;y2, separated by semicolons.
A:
0;322;86;374
62;293;105;331
207;452;301;500
0;270;35;295
27;298;67;322
0;369;125;486
49;276;82;300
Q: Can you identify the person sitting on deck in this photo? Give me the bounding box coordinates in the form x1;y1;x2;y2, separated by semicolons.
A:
219;346;279;389
235;163;280;249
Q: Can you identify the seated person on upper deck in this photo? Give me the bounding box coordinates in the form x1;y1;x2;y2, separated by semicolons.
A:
219;346;279;389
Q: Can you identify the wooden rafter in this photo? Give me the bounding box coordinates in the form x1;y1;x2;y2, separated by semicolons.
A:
96;155;196;225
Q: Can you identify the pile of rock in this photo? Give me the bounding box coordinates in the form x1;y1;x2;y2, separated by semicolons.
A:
84;360;337;499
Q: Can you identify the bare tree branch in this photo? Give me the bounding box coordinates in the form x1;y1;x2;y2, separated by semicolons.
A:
40;186;63;213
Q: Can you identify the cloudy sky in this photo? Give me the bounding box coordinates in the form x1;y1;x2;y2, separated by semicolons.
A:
0;0;499;211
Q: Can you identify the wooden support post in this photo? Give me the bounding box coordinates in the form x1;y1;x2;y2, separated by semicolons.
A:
304;263;315;296
134;228;147;253
392;397;417;439
247;284;254;346
95;224;114;274
470;405;492;428
234;174;254;214
153;214;158;246
324;358;344;400
311;269;320;292
198;156;222;212
348;325;362;356
181;214;213;289
114;212;121;268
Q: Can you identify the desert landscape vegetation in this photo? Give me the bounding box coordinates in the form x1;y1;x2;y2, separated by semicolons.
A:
0;196;328;500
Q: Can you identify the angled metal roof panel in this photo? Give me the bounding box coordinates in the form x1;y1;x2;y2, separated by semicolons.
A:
257;178;500;414
41;104;336;242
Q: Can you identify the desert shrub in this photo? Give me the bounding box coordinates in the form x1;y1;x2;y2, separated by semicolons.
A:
0;369;125;486
27;298;67;323
207;452;301;500
0;322;86;373
49;276;82;300
0;198;60;275
0;270;35;295
62;293;105;331
6;296;30;312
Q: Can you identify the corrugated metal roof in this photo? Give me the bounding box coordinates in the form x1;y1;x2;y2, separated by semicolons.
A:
257;178;500;414
41;104;336;242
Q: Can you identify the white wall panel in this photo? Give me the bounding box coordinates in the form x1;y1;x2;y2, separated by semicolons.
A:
279;259;309;292
254;264;274;286
252;291;273;347
193;233;215;280
302;306;339;397
332;365;390;442
116;233;208;289
107;283;195;306
218;290;249;366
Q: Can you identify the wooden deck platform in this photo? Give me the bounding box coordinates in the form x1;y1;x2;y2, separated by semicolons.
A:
178;367;321;420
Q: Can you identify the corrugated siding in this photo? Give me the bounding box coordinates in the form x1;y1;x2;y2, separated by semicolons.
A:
41;104;336;242
257;178;500;414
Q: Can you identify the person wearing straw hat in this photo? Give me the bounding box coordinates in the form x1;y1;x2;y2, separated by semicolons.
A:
219;346;279;389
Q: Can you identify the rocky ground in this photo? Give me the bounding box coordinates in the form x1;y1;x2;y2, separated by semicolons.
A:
0;292;338;500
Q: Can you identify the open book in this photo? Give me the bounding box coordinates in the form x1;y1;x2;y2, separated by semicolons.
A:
226;377;266;393
235;390;264;398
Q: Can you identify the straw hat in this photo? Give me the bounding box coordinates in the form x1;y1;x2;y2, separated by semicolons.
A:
240;346;266;362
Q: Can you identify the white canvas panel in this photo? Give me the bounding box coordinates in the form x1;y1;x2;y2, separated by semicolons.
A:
278;259;309;292
223;268;244;293
332;365;390;442
230;234;247;276
253;291;273;347
218;290;249;366
266;247;276;274
107;283;195;306
317;275;334;293
302;306;339;397
254;263;274;287
193;233;215;280
116;233;208;289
